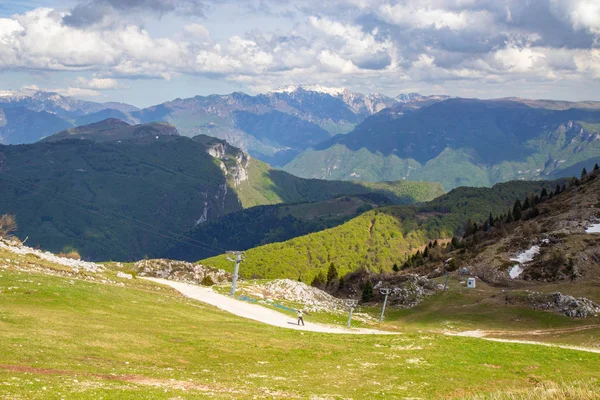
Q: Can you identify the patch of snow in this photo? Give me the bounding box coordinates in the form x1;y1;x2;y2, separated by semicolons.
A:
268;84;348;97
509;265;524;279
510;245;540;264
508;245;540;279
585;223;600;233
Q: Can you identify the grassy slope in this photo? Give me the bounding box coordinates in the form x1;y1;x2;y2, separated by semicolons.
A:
202;180;559;282
1;255;599;399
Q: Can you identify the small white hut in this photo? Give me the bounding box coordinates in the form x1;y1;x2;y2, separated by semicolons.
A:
467;277;476;288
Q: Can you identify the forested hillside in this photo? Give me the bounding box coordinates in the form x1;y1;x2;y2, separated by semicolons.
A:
202;180;561;282
0;120;444;260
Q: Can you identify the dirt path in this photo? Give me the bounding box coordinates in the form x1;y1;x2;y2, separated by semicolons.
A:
445;330;600;354
144;278;395;335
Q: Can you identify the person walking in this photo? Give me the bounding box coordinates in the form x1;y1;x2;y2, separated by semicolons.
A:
297;309;304;326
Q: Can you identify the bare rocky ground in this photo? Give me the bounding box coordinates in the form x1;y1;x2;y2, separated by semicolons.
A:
135;258;232;285
0;238;103;272
504;291;600;318
234;279;348;313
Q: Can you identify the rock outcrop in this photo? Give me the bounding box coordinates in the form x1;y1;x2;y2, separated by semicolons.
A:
135;259;231;285
505;291;600;318
238;279;348;313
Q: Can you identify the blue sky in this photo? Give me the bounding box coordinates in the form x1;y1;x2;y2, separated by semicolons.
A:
1;0;599;107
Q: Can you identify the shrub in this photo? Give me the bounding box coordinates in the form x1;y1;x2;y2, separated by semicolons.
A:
58;251;81;260
0;214;17;238
200;275;215;286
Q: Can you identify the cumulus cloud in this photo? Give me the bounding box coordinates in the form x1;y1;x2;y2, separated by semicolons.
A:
76;77;121;89
1;0;599;98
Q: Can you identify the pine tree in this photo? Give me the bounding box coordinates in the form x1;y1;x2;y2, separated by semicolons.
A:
338;277;345;290
555;184;561;195
488;212;494;227
581;168;588;180
392;263;400;272
522;196;530;210
451;236;460;249
506;210;514;223
326;263;338;285
540;188;548;199
361;281;374;302
423;246;429;258
464;218;475;237
513;200;522;220
594;163;599;171
311;271;326;288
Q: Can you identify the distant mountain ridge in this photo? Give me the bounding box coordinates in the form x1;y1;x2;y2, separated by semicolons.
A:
0;89;139;144
42;118;179;143
283;97;600;190
0;86;444;165
130;85;434;166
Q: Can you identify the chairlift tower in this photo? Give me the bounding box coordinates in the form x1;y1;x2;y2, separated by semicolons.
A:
379;288;392;322
345;299;358;327
226;251;245;298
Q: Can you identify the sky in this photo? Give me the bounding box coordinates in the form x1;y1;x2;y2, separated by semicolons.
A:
0;0;599;107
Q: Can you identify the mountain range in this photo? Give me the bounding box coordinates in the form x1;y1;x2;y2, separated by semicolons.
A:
284;98;600;189
3;87;600;193
0;87;443;166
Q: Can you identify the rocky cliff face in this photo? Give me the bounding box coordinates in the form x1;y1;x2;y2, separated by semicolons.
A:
206;141;250;187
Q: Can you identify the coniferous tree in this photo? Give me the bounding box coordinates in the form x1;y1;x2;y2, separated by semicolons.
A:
506;210;514;223
464;218;475;237
594;163;599;171
361;281;374;302
513;200;522;220
338;277;345;290
540;188;548;199
522;196;531;210
451;236;460;249
488;212;495;227
555;184;561;195
423;246;429;258
326;263;338;285
581;168;588;180
392;263;400;272
311;271;326;288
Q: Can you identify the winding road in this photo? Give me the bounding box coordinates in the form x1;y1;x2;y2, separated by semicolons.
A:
144;278;395;335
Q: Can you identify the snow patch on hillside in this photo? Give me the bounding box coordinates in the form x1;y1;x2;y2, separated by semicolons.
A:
509;245;540;279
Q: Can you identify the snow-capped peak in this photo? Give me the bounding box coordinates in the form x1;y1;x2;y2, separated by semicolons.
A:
269;84;349;97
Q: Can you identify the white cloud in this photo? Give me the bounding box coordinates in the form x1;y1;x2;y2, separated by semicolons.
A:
53;87;101;97
76;77;121;90
184;23;210;38
569;0;600;35
1;1;599;100
377;3;490;30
